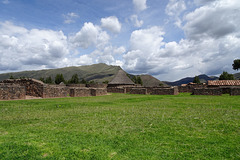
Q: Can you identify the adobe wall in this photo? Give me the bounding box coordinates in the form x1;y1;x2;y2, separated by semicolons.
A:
107;87;126;93
230;87;240;96
192;88;222;95
151;87;179;95
1;79;45;97
0;83;26;100
129;88;147;95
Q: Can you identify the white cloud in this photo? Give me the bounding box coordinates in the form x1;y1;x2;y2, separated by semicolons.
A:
165;0;186;28
0;21;69;72
130;15;143;27
183;0;240;40
63;12;79;24
101;16;121;33
70;22;109;49
133;0;147;12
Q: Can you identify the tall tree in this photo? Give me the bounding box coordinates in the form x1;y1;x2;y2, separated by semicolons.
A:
45;76;53;84
232;59;240;70
68;74;79;84
193;76;200;84
55;74;65;84
219;71;234;80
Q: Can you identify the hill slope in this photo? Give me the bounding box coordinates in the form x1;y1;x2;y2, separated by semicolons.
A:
0;63;121;83
140;75;168;87
165;74;218;86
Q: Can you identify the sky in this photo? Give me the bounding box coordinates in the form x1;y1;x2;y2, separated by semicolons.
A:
0;0;239;81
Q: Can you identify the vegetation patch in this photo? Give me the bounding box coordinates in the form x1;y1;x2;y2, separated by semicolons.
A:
0;93;239;159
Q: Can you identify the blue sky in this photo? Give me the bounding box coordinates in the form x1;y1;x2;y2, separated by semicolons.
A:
0;0;239;81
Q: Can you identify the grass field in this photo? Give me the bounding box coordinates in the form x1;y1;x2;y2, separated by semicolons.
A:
0;93;239;159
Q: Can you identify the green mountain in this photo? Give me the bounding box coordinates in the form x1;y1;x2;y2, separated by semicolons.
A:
0;63;121;83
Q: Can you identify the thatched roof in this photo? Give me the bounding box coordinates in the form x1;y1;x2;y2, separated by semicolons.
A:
109;70;135;85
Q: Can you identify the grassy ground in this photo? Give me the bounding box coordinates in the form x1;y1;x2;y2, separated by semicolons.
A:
0;93;239;159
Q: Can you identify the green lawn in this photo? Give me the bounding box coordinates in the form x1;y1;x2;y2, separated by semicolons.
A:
0;93;239;159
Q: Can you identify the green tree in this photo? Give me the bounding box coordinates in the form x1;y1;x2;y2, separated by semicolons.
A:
232;59;240;70
219;71;234;80
45;76;53;84
136;76;143;85
80;78;87;84
9;75;14;79
55;74;65;84
39;77;45;82
68;74;79;84
193;76;200;84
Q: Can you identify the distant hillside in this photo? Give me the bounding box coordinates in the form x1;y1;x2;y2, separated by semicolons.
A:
140;75;168;87
165;74;218;86
0;63;121;83
234;72;240;80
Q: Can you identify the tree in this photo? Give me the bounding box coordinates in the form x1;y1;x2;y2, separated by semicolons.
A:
232;59;240;70
136;76;143;86
45;76;53;84
55;74;65;84
80;78;87;84
39;77;45;82
193;76;200;84
219;71;234;80
68;74;79;84
9;75;14;79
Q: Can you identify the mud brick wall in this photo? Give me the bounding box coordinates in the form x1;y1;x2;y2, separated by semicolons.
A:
151;87;179;95
130;88;147;95
0;83;26;100
230;87;240;96
192;88;222;95
107;87;126;93
1;79;45;97
90;88;108;96
43;85;70;98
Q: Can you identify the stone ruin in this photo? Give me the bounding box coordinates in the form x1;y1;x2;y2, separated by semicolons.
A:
0;78;107;100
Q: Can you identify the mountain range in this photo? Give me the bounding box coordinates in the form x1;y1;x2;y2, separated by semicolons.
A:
0;63;239;86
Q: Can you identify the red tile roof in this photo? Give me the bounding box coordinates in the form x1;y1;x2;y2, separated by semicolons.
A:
208;80;240;86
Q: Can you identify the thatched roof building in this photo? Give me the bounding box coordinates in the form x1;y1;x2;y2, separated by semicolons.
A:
108;70;135;87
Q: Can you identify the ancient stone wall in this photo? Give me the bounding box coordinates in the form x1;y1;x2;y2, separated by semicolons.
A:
90;88;108;96
43;85;70;98
178;84;206;93
1;79;45;97
70;87;91;97
0;83;26;100
192;88;222;95
129;88;147;95
151;87;179;95
230;87;240;96
107;87;126;93
67;84;86;87
87;84;108;88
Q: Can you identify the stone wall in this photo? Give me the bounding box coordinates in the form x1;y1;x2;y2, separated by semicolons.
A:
151;87;179;95
87;84;108;88
42;85;70;98
107;87;126;93
1;79;45;97
91;88;108;96
70;87;91;97
178;84;206;93
192;88;222;95
0;83;26;100
67;84;86;87
230;87;240;96
129;88;147;95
